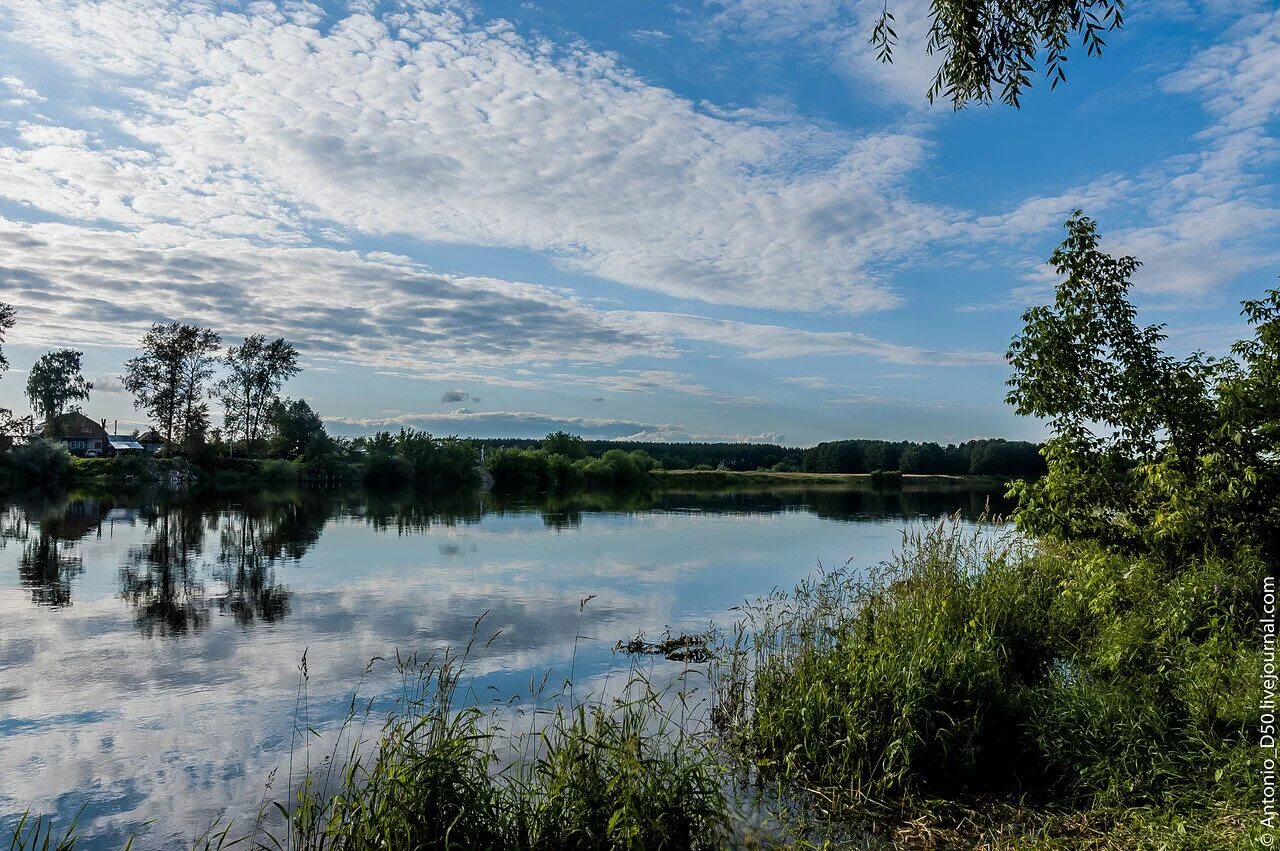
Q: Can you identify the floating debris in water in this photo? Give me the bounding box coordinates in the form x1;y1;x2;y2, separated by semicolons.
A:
615;630;713;663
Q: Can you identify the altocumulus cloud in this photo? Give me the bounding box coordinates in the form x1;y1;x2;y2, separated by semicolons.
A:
0;0;952;314
0;217;666;369
0;216;1003;374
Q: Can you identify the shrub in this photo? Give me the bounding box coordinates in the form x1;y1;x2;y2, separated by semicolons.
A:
576;449;647;488
486;446;551;490
258;458;299;483
5;439;71;482
722;519;1260;822
359;429;480;490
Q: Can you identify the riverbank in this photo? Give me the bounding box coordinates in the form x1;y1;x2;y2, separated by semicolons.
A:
4;447;1016;496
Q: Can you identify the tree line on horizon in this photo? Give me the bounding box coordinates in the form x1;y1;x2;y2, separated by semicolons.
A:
0;304;1046;482
475;435;1047;477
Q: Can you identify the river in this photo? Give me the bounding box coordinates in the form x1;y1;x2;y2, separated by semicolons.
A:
0;481;1009;849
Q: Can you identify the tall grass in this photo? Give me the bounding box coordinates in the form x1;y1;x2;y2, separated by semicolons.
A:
714;516;1263;847
271;650;729;851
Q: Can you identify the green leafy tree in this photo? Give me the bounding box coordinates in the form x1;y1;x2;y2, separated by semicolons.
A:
541;430;587;460
1007;212;1278;562
270;397;329;458
0;302;14;375
123;323;223;449
27;349;93;434
0;303;31;439
217;335;301;457
872;0;1125;108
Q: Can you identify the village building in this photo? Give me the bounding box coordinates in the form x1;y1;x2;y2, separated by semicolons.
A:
136;429;165;454
31;413;147;456
32;412;109;456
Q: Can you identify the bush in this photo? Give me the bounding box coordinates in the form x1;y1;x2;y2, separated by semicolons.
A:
4;439;71;482
723;519;1259;824
257;458;299;483
576;449;647;488
363;451;413;489
486;446;551;490
359;430;480;490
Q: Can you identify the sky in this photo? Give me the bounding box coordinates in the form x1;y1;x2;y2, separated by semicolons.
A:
0;0;1275;446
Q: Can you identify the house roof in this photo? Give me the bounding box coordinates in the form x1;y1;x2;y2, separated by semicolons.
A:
108;436;145;451
137;429;164;443
34;412;108;438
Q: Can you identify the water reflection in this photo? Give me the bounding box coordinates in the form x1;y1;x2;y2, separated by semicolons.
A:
10;501;102;608
0;480;1010;851
120;508;210;636
2;483;1013;617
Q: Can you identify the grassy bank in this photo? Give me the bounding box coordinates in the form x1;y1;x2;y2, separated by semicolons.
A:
714;519;1262;849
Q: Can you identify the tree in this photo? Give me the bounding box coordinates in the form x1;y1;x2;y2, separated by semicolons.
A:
27;350;93;434
542;430;586;460
176;327;222;449
124;323;223;449
270;397;328;458
217;335;301;457
1006;212;1278;562
872;0;1125;108
0;302;14;375
0;303;31;440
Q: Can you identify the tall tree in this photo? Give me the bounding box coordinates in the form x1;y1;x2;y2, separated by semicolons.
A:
27;350;93;435
1006;212;1278;562
217;335;301;456
176;327;222;449
0;303;30;439
270;397;328;458
872;0;1125;108
123;323;222;449
0;302;15;376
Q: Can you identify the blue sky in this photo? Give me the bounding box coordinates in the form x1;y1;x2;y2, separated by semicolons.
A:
0;0;1275;445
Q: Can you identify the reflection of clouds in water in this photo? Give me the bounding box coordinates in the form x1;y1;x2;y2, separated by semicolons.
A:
0;487;997;849
0;580;673;848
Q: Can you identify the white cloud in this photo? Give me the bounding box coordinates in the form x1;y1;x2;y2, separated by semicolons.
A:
785;375;835;389
0;75;44;106
707;0;943;107
617;426;786;443
0;216;667;369
326;409;672;439
0;215;999;378
632;312;1004;364
959;9;1280;310
0;0;953;314
1162;8;1280;133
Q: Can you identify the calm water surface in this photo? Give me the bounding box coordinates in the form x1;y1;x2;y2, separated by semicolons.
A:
0;482;1008;849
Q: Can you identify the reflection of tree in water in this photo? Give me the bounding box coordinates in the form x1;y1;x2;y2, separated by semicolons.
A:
7;498;117;607
214;511;291;626
646;483;1014;523
212;491;335;625
360;490;484;535
120;505;210;636
118;494;327;633
19;532;84;608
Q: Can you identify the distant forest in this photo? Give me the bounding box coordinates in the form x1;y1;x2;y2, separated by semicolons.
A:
475;437;1046;478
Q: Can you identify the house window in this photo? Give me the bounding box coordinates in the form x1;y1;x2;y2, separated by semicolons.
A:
70;440;83;449
93;441;102;449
